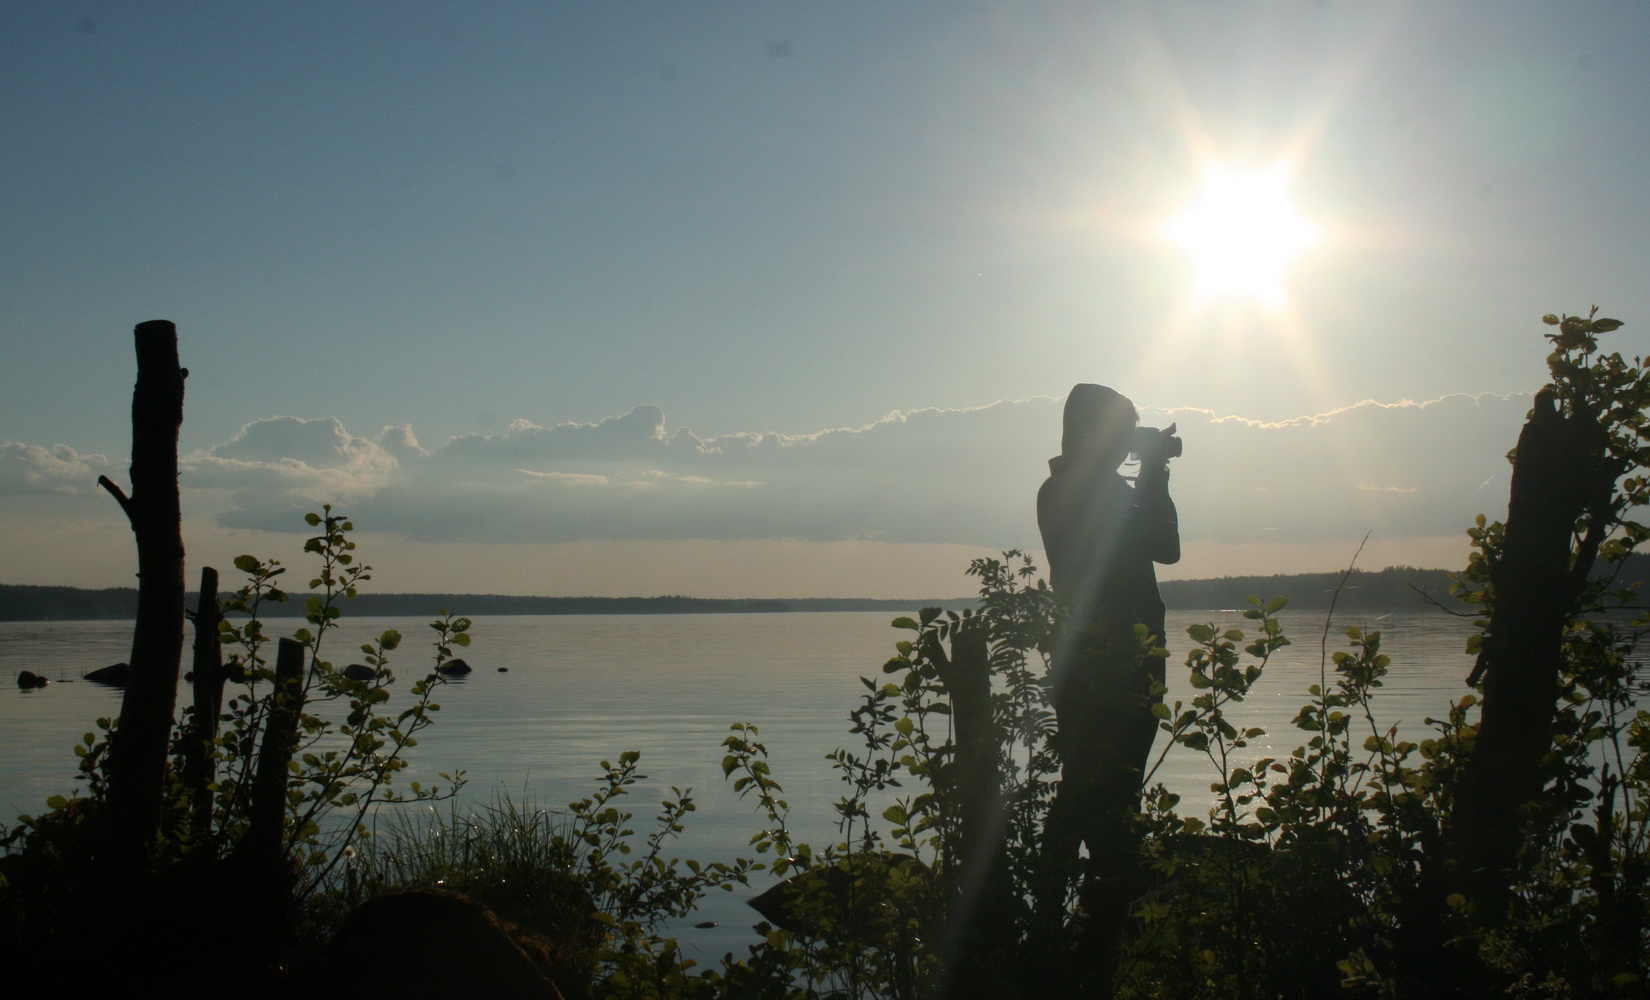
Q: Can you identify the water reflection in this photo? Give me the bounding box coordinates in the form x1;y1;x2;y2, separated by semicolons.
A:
1;609;1490;959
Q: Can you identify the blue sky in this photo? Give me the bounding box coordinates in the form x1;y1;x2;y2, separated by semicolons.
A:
4;2;1649;597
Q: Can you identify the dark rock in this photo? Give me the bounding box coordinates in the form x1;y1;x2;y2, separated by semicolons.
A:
498;666;509;672
16;670;49;689
437;658;473;676
323;889;565;999
84;662;130;686
748;852;930;945
341;663;378;682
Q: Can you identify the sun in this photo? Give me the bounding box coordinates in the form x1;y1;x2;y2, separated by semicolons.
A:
1162;164;1320;309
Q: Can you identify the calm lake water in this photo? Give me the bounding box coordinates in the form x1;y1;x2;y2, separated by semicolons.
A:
0;608;1478;960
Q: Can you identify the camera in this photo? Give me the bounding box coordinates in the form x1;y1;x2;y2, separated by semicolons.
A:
1130;424;1182;462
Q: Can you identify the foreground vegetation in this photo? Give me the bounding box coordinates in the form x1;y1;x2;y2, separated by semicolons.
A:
4;309;1650;997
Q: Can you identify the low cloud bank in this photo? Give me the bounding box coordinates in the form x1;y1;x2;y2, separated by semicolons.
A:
0;442;113;495
3;392;1532;554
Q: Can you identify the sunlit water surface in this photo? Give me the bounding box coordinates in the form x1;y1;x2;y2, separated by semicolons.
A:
0;609;1477;961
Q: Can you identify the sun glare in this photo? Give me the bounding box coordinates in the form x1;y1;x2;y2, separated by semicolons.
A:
1162;164;1320;309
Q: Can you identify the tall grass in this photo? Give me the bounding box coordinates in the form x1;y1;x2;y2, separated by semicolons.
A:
341;792;593;936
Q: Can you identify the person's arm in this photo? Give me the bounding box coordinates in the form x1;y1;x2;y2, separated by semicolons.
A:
1134;462;1180;565
1036;472;1070;592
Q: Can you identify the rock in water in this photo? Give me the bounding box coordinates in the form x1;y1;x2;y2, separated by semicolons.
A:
748;851;930;946
84;663;130;686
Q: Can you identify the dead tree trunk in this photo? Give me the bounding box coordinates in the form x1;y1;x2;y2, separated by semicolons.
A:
98;319;187;866
208;637;307;975
1449;388;1615;909
184;566;224;853
238;637;306;868
928;625;1003;897
924;621;1013;999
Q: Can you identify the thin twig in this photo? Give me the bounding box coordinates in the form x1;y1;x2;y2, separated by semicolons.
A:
1321;532;1372;688
1318;532;1370;799
1409;582;1477;617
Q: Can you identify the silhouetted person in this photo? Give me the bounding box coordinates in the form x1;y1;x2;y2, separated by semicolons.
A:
1036;383;1179;992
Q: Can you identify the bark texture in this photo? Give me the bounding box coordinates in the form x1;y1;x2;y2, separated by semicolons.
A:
184;566;224;851
924;623;1013;998
101;319;187;865
1450;388;1615;907
239;637;307;868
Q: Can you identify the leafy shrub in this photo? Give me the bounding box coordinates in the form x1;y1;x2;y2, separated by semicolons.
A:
1;508;469;963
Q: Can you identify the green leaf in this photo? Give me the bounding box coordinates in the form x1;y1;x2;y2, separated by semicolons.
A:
891;617;920;631
233;554;261;574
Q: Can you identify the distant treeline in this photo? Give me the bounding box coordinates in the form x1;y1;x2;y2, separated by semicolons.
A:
8;555;1650;621
1160;566;1466;611
203;594;956;618
0;586;965;622
1161;554;1650;610
0;585;144;622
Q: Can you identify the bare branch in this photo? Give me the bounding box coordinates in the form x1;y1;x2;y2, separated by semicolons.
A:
97;474;134;521
1408;582;1477;618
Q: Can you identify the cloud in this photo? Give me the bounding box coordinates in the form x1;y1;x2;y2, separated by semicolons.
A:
433;406;697;470
1154;392;1526;545
182;416;414;509
514;470;613;486
210;415;368;467
12;393;1538;557
165;401;1056;543
0;442;113;495
376;423;428;461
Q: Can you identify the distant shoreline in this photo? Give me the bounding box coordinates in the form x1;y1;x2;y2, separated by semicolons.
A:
0;563;1526;622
